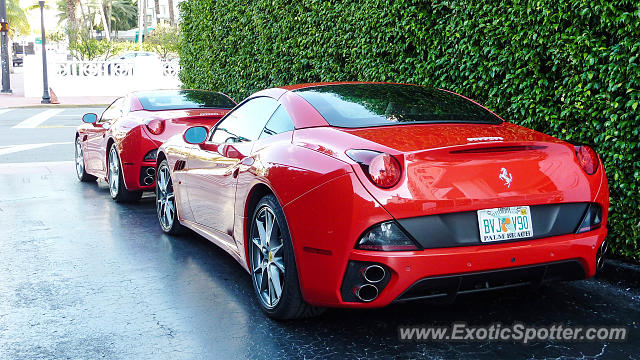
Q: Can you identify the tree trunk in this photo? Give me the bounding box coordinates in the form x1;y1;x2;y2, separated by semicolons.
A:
65;0;80;42
142;0;147;38
137;0;144;46
153;0;160;26
168;0;175;26
98;1;111;41
105;0;112;36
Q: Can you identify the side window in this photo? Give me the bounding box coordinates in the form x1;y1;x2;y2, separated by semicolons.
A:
100;98;124;122
210;97;279;144
259;105;295;139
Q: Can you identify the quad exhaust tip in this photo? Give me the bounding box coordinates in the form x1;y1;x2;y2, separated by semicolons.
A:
146;167;156;176
362;265;386;283
143;176;154;185
355;284;379;302
596;240;608;271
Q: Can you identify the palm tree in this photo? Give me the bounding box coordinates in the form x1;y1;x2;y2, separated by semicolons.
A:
110;0;137;32
6;0;30;37
153;0;159;25
65;0;79;29
167;0;174;26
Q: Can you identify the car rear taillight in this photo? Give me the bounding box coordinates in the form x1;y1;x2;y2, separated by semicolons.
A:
574;145;598;175
146;119;165;135
346;150;402;188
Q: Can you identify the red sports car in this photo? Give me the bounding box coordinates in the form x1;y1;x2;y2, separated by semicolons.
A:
75;89;236;201
155;82;608;319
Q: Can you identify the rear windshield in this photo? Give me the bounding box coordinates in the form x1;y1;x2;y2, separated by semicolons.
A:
294;84;502;128
137;90;236;111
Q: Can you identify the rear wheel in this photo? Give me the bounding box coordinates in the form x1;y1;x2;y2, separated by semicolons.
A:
108;144;142;202
249;194;324;320
156;160;185;235
75;137;96;182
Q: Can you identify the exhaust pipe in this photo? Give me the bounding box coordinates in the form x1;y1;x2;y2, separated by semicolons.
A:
596;240;608;271
146;167;156;177
143;176;154;185
354;284;379;302
362;265;386;283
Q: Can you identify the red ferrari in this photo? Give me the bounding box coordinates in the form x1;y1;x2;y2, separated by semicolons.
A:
75;89;236;201
155;82;608;319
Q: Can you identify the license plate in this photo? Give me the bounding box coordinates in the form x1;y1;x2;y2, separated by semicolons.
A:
477;206;533;242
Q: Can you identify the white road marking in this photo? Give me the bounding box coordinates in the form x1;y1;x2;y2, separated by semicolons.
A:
0;142;73;156
0;109;13;117
0;160;74;168
12;109;64;128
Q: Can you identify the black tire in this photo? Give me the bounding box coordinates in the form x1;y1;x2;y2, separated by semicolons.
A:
107;144;142;202
156;160;185;235
75;136;97;182
248;194;325;320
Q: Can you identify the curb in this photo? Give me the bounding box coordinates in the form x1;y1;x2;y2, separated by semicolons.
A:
596;258;640;289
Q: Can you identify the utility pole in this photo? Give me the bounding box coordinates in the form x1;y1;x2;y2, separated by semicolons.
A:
0;0;12;94
39;1;50;103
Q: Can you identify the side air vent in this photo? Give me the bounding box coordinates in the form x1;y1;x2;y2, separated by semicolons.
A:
174;160;186;171
450;145;547;154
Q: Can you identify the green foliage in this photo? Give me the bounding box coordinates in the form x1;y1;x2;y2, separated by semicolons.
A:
179;0;640;260
6;0;30;37
69;39;154;60
145;25;180;60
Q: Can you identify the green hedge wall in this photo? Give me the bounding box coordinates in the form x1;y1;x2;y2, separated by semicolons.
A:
179;0;640;260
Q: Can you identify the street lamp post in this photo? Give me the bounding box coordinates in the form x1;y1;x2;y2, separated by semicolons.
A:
0;0;12;94
39;0;50;104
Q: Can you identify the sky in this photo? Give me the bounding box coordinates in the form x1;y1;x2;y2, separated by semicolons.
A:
20;0;61;39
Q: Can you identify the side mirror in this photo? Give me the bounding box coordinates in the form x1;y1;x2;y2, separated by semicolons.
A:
183;126;208;145
82;113;98;124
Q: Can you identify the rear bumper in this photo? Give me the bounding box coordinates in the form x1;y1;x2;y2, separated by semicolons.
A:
284;171;608;309
323;228;605;308
122;160;157;191
394;259;585;303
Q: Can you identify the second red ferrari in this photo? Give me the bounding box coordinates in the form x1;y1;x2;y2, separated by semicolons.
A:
75;89;236;201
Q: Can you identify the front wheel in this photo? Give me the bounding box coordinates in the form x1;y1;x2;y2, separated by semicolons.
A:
249;194;324;320
156;160;185;235
107;144;142;202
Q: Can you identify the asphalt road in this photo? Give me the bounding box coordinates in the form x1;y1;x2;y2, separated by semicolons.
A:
0;107;639;359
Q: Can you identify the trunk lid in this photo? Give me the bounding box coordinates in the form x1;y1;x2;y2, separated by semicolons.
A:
339;123;598;220
140;109;230;143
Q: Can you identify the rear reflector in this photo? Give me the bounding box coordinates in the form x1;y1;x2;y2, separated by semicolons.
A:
576;203;602;233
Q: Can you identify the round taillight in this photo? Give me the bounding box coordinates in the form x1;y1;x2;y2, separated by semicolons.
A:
146;119;165;135
368;153;402;188
574;145;598;175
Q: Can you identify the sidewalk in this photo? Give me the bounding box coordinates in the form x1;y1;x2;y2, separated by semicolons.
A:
1;69;116;108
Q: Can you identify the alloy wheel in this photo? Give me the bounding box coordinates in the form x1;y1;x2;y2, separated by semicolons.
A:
75;138;84;179
108;147;120;197
250;206;285;309
156;165;176;231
